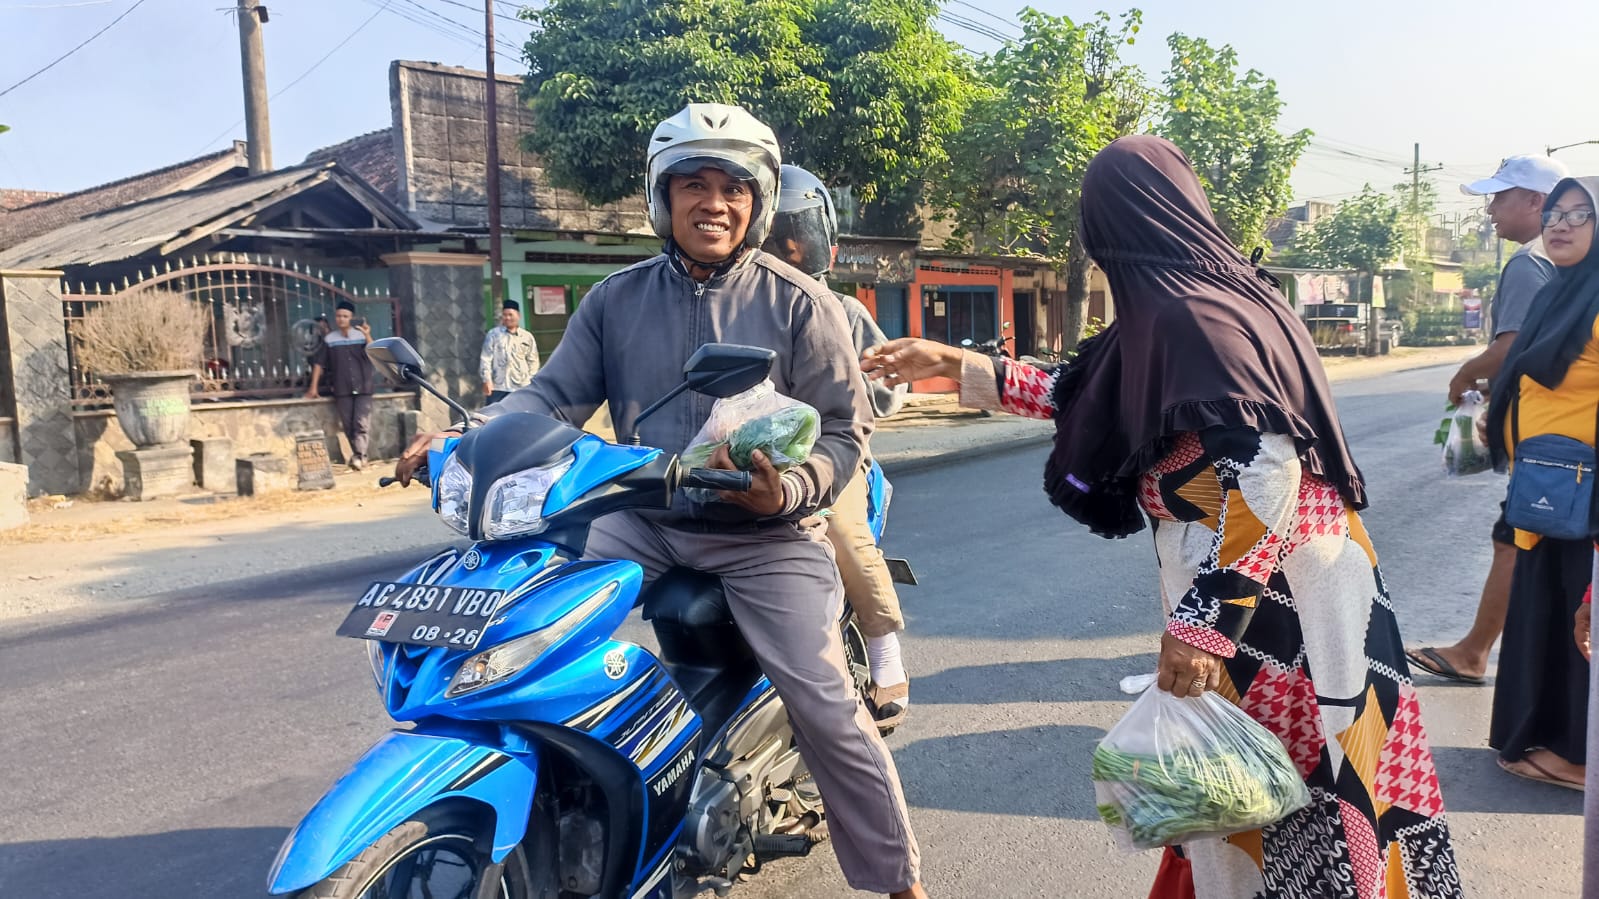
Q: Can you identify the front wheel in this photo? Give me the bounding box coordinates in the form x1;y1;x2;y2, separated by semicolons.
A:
294;805;555;899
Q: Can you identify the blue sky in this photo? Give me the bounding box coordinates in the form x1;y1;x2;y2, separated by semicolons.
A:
2;0;1596;221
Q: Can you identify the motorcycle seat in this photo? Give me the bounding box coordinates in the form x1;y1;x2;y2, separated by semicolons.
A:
639;568;759;731
641;566;734;629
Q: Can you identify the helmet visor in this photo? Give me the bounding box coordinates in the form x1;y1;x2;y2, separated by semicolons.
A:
656;143;770;185
764;204;834;276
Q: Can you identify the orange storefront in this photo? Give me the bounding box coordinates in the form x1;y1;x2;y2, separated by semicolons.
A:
843;244;1017;394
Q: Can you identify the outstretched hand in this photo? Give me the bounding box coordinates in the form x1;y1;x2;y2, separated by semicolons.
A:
861;338;964;387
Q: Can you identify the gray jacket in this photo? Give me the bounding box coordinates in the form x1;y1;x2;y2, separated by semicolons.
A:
835;291;905;420
482;250;871;525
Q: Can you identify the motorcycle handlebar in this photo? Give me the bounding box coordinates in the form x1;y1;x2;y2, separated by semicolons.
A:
680;468;752;493
379;461;431;489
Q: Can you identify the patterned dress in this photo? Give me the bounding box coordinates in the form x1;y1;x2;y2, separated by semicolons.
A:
989;359;1464;899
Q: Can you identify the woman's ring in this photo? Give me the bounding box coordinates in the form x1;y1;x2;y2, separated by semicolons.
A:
1189;676;1206;691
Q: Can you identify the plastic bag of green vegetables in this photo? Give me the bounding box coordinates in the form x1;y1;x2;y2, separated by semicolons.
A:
679;380;820;501
1435;391;1491;477
1092;674;1310;851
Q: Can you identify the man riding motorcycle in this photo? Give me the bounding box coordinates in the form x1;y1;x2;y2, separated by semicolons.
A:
395;103;927;899
763;164;912;730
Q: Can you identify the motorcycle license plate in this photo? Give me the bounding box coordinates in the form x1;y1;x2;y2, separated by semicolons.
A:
335;581;505;649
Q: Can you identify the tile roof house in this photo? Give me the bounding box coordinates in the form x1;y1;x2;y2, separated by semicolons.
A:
0;189;62;211
0;142;249;252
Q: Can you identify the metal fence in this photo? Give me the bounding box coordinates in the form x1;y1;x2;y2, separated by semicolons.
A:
62;254;400;409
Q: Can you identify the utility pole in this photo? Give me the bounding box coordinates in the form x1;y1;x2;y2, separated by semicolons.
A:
1404;143;1443;221
235;0;272;174
483;0;505;311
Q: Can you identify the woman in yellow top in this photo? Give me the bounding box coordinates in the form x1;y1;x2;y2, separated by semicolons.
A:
1485;175;1599;791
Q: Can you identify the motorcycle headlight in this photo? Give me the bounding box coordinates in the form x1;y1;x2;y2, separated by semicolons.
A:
445;581;619;698
436;454;473;536
482;456;574;541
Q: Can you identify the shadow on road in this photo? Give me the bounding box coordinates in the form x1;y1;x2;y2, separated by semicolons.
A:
896;724;1108;821
912;653;1159;705
0;826;288;899
1431;745;1587;816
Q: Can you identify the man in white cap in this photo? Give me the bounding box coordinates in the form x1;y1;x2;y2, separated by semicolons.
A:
1407;153;1568;685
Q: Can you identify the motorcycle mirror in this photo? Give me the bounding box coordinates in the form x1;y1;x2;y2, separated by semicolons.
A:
367;337;475;427
683;343;775;398
628;343;776;445
366;337;425;383
1002;321;1012;330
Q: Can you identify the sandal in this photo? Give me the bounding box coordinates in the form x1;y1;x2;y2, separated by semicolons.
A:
1498;754;1585;792
866;681;909;734
1405;647;1486;684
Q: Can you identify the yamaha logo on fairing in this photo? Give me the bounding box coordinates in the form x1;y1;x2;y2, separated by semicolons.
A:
462;549;482;571
651;749;696;797
603;649;629;680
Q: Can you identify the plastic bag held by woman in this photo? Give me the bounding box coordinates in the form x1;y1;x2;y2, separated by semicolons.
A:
680;379;820;499
1092;675;1310;852
1439;390;1491;476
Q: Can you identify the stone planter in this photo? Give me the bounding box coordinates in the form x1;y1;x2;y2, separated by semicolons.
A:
103;370;195;448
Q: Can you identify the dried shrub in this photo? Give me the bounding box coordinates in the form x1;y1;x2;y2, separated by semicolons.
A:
73;290;208;375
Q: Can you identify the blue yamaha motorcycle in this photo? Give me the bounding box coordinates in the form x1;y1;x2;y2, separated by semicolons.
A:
267;338;911;899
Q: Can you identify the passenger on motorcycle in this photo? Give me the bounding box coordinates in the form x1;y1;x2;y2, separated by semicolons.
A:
763;164;912;730
396;103;927;899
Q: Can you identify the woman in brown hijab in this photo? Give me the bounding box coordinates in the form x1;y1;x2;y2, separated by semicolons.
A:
863;135;1463;898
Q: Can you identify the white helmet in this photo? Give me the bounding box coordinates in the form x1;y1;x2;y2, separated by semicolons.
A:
646;103;782;249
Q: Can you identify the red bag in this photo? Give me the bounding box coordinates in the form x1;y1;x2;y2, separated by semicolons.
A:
1147;847;1195;899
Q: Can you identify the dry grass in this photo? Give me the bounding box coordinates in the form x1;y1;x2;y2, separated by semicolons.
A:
72;289;208;374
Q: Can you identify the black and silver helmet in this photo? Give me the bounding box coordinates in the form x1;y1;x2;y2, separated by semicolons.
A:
762;164;838;278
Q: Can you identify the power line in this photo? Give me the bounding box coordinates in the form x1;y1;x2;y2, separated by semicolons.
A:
362;0;523;64
193;1;394;155
936;11;1012;45
1;0;118;8
946;0;1021;36
0;0;148;99
413;0;532;29
398;0;523;54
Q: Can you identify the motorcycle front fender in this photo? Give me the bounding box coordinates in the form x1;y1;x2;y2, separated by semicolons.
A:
266;729;538;894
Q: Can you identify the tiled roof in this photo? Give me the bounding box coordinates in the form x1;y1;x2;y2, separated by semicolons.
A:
0;143;249;251
0;161;419;270
303;129;400;204
0;189;62;211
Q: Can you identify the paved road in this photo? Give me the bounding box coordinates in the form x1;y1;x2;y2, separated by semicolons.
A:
0;364;1582;897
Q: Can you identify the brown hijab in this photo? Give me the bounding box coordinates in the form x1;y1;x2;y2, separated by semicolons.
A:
1042;135;1368;537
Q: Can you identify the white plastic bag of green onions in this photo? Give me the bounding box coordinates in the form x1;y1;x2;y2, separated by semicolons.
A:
1435;391;1491;477
1092;674;1310;851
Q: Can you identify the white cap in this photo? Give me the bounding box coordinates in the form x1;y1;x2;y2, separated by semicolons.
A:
1460;155;1569;196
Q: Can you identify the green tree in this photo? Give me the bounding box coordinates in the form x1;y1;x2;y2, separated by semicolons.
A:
931;8;1149;346
1463;261;1498;298
518;0;972;218
1278;187;1404;297
1156;34;1309;251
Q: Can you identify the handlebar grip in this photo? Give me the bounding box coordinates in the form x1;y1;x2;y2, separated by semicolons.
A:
681;468;753;493
379;461;431;489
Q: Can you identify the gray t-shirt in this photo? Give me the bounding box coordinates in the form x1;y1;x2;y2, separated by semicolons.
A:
1491;238;1556;336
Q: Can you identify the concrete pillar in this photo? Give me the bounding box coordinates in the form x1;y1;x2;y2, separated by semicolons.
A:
0;271;83;496
191;436;236;493
236;453;291;496
383;252;488;432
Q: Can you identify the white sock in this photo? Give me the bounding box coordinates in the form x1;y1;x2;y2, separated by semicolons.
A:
867;633;907;690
